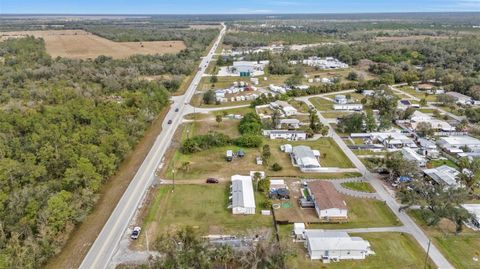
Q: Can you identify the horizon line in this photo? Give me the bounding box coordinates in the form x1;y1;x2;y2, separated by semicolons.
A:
2;11;480;16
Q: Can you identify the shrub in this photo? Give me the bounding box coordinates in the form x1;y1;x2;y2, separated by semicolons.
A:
271;163;283;171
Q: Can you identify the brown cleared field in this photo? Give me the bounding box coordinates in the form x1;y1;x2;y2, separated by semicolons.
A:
0;30;186;59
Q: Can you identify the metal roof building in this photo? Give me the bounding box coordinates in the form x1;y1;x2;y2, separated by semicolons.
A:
291;146;321;170
303;230;372;261
230;175;256;215
424;165;460;187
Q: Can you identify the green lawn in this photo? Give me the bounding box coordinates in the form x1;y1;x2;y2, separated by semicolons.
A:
268;138;355;168
341;181;375;193
408;209;480;269
397;86;437;102
320;111;350;119
284;231;435;269
310;97;334;111
307;196;401;229
142;184;273;243
428;159;459;169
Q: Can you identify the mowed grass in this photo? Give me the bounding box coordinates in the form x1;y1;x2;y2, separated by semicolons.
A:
308;195;401;229
142;184;273;243
428;159;459;169
397;86;437;102
409;209;480;269
283;231;435;269
310;97;334;111
341;181;375;193
161;117;355;180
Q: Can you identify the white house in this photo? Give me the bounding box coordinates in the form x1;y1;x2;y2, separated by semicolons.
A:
291;146;321;172
270;100;298;116
402;147;427;167
307;181;348;221
462;204;480;230
275;118;300;129
410;111;455;132
333;104;363;111
417;138;439;158
423;165;460;187
438;136;480;153
262;130;307;141
334;95;348;104
373;132;417;149
303;230;372;262
230;175;256;215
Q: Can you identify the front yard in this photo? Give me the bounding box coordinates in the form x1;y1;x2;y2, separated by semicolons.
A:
280;230;435;269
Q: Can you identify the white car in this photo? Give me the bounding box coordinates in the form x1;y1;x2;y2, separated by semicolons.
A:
131;226;141;239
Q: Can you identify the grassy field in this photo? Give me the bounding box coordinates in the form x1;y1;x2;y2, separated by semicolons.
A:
268;138;354;168
162;137;357;181
341;182;375;193
140;184;273;246
408;209;480;269
282;231;435;269
1;30;186;59
310;97;334;111
306;195;401;229
320;111;351;119
397;86;437;102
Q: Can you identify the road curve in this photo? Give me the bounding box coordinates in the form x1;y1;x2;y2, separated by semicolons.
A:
79;23;226;269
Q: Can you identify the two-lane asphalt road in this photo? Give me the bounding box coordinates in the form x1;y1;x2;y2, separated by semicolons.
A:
79;23;226;269
297;95;454;269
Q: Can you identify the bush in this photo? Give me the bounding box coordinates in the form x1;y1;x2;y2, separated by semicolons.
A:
180;132;231;154
235;134;263;148
271;163;283;171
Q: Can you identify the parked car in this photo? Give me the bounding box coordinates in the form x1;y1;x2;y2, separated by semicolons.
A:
175;108;179;112
167;120;172;124
131;226;141;239
206;178;219;184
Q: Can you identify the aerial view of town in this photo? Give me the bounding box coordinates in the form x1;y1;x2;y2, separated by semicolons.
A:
1;1;480;269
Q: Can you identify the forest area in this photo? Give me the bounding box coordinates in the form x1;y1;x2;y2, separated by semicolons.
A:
0;25;217;268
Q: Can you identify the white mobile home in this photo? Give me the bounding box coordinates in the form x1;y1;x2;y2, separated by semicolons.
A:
230;175;256;215
304;230;372;262
262;130;307;141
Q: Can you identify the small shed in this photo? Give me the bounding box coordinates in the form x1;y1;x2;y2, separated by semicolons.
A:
293;223;306;240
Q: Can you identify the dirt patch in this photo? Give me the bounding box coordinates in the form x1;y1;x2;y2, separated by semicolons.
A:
0;30;186;59
44;106;170;269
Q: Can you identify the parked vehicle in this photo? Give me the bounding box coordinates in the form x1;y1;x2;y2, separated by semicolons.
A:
167;120;172;124
131;226;141;239
226;150;233;162
206;178;219;184
175;108;179;112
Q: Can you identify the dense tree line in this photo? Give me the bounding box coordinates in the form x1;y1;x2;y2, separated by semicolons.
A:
0;31;216;268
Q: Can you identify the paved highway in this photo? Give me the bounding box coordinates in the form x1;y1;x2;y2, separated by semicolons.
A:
79;23;226;269
297;95;454;269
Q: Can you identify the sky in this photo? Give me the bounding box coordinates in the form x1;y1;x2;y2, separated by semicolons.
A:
1;0;480;14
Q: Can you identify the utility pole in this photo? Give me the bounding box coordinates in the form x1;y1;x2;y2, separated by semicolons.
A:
424;239;431;269
172;168;175;192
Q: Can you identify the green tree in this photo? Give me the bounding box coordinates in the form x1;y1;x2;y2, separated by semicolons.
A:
215;114;223;126
203;89;216;105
